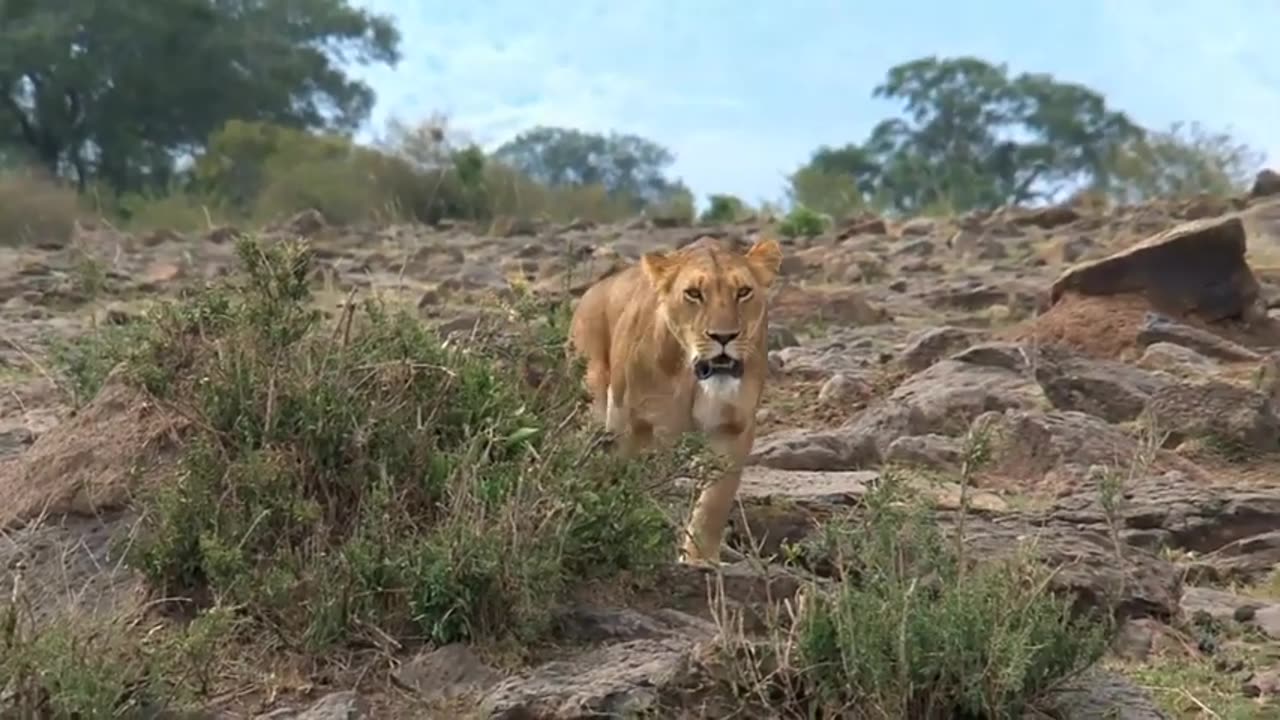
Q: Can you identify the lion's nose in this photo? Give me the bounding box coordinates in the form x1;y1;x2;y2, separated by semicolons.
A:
705;330;740;346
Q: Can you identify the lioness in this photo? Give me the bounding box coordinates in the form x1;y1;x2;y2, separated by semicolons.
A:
569;235;783;565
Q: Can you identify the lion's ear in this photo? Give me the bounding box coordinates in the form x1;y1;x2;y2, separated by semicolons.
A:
745;236;783;287
641;251;675;287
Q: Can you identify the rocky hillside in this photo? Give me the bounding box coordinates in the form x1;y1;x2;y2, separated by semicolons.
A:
5;175;1280;718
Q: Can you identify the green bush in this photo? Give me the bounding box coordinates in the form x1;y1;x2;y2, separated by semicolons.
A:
787;166;867;221
699;194;750;224
649;187;696;226
777;205;829;238
192;118;506;226
47;320;154;406
99;236;693;650
0;604;230;718
785;471;1109;718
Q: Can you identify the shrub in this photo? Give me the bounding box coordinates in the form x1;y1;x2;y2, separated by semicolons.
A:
787;166;866;221
47;319;154;406
777;205;829;238
106;236;695;650
786;471;1109;718
116;191;227;233
0;168;80;247
719;470;1109;719
700;194;751;224
0;603;229;718
195;118;506;226
484;162;635;224
649;187;697;226
255;153;401;225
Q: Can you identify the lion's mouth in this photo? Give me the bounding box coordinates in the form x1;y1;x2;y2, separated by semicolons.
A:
693;355;744;381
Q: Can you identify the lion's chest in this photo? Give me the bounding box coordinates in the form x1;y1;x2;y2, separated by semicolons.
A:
690;376;744;433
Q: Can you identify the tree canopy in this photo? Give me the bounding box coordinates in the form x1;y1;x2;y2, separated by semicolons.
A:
492;126;690;211
0;0;399;192
788;56;1263;218
0;17;1264;231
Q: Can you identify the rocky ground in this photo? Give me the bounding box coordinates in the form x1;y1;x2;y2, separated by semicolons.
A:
7;176;1280;718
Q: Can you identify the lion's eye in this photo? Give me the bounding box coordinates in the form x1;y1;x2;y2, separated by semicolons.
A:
684;287;703;302
736;286;753;300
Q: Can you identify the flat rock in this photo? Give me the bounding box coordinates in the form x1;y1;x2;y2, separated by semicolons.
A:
972;408;1208;490
1143;378;1280;453
1033;344;1175;423
1029;669;1169;720
898;325;985;372
1136;312;1260;362
1050;215;1261;322
255;692;364;720
1180;586;1266;621
479;637;701;719
393;643;502;704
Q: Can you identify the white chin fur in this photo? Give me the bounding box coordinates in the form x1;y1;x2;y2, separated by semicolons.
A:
697;375;742;400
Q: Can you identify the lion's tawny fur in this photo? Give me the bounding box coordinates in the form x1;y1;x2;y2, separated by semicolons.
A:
569;236;783;564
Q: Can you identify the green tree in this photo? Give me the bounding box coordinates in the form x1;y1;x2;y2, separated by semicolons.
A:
699;193;751;224
787;166;868;220
0;0;400;192
1107;121;1264;202
492;126;688;210
791;56;1144;214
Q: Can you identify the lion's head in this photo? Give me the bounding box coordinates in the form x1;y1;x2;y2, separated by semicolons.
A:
641;236;783;381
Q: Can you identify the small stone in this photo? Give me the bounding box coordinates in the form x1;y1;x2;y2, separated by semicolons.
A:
1242;668;1280;698
899;326;983;372
1252;605;1280;640
393;644;501;703
817;373;871;407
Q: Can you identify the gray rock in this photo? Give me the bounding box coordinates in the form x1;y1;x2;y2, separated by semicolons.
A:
817;372;871;407
884;433;964;471
1033;345;1175;423
479;638;700;719
972;408;1208;489
392;643;501;704
1029;670;1169;719
1050;215;1261;323
899;325;984;372
1144;378;1280;453
1180;586;1264;621
1136;312;1260;362
1137;342;1217;375
255;692;364;720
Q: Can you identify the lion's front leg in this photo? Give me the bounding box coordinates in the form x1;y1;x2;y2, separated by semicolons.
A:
680;424;754;566
617;417;656;458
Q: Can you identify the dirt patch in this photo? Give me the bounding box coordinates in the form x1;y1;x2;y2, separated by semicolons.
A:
1005;292;1155;360
1007;290;1280;361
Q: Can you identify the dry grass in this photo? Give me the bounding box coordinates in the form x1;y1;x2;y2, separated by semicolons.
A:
0;169;82;247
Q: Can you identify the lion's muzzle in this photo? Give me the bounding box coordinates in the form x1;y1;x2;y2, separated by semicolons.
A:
694;355;745;380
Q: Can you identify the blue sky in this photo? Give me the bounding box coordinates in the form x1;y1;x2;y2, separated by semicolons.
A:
349;0;1278;206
